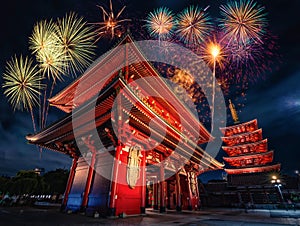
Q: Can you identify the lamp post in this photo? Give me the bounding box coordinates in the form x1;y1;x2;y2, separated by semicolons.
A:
209;44;220;133
295;170;300;190
271;175;284;202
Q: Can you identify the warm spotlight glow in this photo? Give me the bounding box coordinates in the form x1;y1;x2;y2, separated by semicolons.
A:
210;45;220;59
201;40;224;68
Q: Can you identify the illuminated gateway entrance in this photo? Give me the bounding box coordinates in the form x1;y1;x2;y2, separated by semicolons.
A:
27;35;223;217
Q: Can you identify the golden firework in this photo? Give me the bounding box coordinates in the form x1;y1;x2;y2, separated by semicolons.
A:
176;5;212;46
56;11;97;75
29;19;58;57
2;55;44;112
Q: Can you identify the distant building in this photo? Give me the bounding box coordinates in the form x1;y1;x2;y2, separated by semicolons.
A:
199;101;284;208
220;100;280;186
34;168;45;176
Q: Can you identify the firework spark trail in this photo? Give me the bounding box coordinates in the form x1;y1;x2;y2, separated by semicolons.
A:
176;5;212;46
145;7;175;41
29;19;59;129
220;30;280;86
90;0;131;41
29;13;97;129
29;18;67;128
2;55;44;132
43;12;96;128
219;0;267;45
32;33;67;128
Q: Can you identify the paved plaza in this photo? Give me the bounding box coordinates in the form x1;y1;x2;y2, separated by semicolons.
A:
1;206;300;226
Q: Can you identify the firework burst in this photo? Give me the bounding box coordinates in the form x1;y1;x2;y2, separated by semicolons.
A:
91;0;131;40
56;11;97;75
219;0;268;45
29;19;58;57
226;40;254;66
145;7;175;41
176;5;212;46
38;45;69;129
29;19;68;82
2;55;43;112
223;31;280;84
37;47;68;82
2;55;44;131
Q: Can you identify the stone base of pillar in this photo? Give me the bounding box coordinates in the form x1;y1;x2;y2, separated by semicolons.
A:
108;207;116;217
60;204;66;212
176;205;182;211
159;206;166;213
79;206;87;213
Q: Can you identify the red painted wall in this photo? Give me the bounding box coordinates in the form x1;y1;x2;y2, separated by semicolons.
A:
114;148;145;216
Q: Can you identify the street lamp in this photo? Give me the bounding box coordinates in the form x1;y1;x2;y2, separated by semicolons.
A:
271;175;284;202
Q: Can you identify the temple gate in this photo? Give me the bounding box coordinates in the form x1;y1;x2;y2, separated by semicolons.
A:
27;35;223;217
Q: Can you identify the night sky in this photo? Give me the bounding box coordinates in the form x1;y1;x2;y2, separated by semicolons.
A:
0;0;299;177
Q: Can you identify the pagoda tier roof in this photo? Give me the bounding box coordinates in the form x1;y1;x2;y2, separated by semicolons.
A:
223;150;274;168
222;139;268;156
224;163;281;175
220;119;258;137
221;128;263;146
223;150;273;162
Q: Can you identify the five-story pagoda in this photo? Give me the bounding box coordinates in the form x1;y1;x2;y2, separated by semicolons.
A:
220;100;281;177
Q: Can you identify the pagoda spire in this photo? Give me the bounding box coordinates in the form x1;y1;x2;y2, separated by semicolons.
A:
228;99;239;124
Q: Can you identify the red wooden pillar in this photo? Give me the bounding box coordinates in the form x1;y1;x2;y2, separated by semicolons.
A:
109;86;123;217
159;162;166;213
166;181;170;209
175;171;182;211
140;149;146;214
109;144;122;216
153;177;159;210
186;171;193;210
195;175;201;210
61;156;78;211
81;151;96;211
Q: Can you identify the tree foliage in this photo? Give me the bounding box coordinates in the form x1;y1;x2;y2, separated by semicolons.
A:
0;169;69;195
